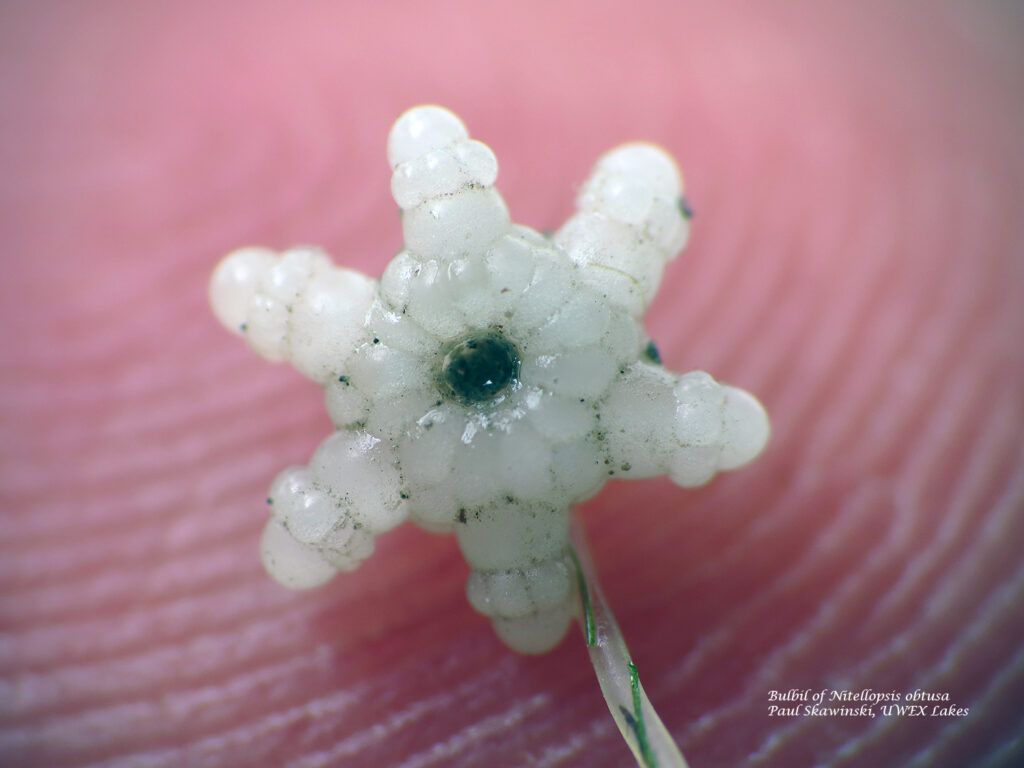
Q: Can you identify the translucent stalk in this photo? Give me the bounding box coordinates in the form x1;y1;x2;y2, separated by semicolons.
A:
568;514;690;768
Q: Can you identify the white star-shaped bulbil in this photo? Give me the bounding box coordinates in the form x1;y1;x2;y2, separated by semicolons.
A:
210;106;769;654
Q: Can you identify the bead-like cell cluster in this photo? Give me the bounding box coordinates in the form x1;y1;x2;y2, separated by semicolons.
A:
209;106;770;654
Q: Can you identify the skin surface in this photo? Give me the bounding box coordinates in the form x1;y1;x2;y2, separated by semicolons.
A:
2;1;1023;766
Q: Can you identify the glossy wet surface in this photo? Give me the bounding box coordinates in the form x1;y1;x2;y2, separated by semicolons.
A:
2;2;1023;766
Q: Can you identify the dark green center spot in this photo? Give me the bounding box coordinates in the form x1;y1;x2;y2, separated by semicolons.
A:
437;330;519;405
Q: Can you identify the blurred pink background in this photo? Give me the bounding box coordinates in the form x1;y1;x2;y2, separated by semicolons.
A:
2;1;1023;766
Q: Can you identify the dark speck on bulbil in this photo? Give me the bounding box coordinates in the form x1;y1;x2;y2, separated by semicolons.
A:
644;340;662;365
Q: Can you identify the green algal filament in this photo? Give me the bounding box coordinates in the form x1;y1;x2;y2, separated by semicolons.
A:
569;546;596;646
629;661;658;768
569;514;690;768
